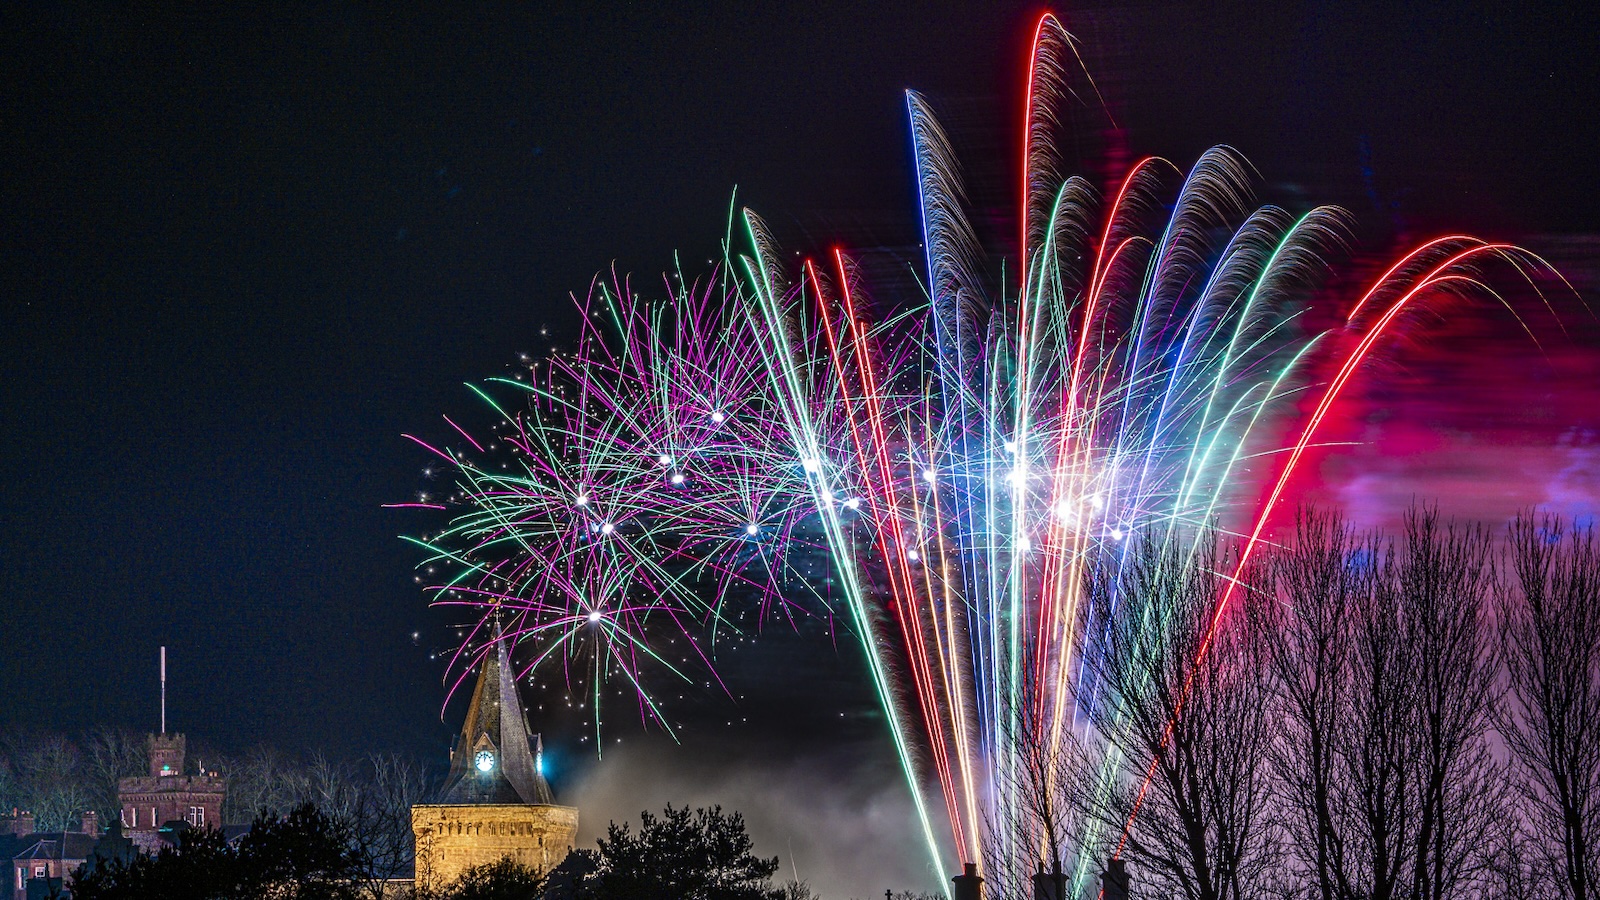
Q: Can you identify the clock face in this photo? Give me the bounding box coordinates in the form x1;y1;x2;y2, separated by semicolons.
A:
474;750;495;773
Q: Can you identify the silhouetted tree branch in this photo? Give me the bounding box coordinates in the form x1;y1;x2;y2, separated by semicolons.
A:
1077;533;1279;900
1259;508;1503;900
1500;514;1600;900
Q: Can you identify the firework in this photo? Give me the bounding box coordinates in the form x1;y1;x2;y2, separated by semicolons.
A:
399;271;834;745
399;12;1565;892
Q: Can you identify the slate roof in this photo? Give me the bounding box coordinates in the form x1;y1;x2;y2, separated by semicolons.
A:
439;626;556;806
8;832;100;862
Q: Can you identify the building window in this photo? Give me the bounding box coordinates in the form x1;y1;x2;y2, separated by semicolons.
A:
150;806;156;827
34;866;46;878
196;805;204;826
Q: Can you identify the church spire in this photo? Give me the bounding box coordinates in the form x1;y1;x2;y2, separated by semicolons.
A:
441;623;555;805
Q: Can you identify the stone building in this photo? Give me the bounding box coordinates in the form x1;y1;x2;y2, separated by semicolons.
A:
412;634;578;891
1;810;102;900
116;732;226;853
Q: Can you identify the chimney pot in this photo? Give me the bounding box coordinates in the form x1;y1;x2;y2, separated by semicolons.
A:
1033;858;1066;900
1102;858;1130;900
3;811;36;835
953;862;984;900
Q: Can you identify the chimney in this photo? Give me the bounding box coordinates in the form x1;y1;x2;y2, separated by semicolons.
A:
1033;857;1066;900
81;810;100;835
953;862;984;900
1102;858;1129;900
3;810;36;835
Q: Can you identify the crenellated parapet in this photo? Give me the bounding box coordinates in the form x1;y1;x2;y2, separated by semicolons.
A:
411;802;578;890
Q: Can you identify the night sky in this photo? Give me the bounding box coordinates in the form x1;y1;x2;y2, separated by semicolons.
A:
4;4;1599;895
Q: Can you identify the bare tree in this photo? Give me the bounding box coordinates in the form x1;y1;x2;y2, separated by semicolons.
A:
0;732;23;814
347;752;434;899
1260;509;1504;900
1395;509;1503;900
214;743;436;897
221;743;298;824
983;678;1090;900
1499;514;1600;900
299;751;363;823
1254;510;1362;900
19;734;96;831
1076;533;1279;900
1485;823;1556;900
0;727;140;831
1340;537;1417;900
82;727;148;823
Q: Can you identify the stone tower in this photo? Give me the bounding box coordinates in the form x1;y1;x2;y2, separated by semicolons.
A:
117;732;226;853
148;733;184;777
412;632;579;891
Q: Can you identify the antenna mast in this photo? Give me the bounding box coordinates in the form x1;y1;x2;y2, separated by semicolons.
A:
160;646;167;734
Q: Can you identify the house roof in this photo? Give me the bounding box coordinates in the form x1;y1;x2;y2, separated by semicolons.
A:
9;832;100;862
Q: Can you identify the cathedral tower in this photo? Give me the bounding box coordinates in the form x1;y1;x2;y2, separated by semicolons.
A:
412;633;579;890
